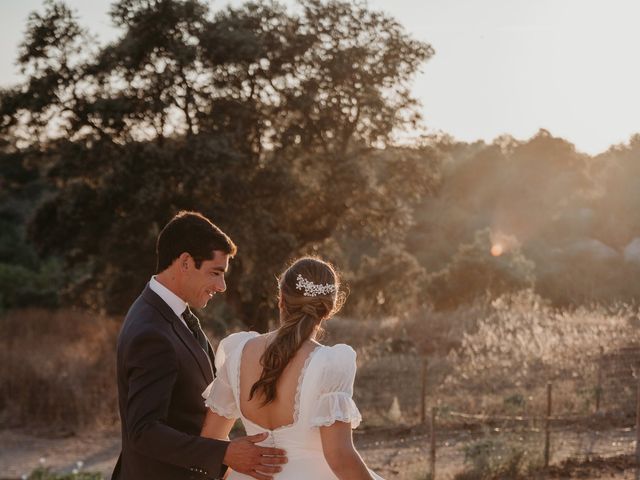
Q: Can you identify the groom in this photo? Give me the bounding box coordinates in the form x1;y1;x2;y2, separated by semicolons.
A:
112;211;287;480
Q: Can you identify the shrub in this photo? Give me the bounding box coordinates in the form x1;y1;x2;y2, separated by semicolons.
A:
0;259;63;311
454;438;540;480
26;467;102;479
426;228;536;310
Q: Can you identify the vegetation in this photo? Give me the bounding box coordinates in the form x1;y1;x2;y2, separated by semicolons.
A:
2;2;640;479
0;309;119;430
454;438;541;480
411;131;640;309
3;2;640;324
0;0;436;329
26;467;102;480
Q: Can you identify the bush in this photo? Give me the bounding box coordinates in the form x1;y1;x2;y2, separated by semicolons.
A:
0;259;63;311
426;228;535;310
454;438;540;480
26;467;102;479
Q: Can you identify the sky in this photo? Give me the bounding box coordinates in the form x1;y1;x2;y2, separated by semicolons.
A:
1;0;639;155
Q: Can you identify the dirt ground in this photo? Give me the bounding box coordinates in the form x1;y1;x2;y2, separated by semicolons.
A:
0;425;637;479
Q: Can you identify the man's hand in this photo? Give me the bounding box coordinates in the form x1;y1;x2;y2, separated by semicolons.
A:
223;432;288;480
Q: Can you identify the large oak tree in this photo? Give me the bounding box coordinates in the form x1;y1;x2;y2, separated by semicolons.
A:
1;0;436;328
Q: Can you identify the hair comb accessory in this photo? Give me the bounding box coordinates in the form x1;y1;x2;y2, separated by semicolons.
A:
295;274;336;297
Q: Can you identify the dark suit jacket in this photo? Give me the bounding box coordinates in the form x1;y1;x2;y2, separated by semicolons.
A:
112;284;228;480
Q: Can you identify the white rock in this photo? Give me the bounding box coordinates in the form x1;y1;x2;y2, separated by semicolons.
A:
387;396;403;423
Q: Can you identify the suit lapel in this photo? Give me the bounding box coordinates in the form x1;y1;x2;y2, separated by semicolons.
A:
172;321;215;384
141;285;214;384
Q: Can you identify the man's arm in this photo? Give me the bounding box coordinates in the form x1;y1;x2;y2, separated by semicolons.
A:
124;330;228;476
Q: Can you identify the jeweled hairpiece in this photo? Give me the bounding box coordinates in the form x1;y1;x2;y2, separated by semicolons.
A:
295;274;336;297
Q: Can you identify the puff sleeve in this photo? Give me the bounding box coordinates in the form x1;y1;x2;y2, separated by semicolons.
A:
202;331;258;419
309;344;362;429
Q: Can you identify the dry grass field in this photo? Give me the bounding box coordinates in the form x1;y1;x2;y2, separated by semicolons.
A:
1;292;640;479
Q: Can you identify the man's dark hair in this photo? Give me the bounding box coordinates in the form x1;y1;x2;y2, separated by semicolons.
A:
156;211;237;272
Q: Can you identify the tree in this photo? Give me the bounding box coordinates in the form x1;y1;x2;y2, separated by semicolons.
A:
0;92;62;311
2;0;436;328
426;228;536;309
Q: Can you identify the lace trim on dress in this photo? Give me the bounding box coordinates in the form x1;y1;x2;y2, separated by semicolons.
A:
310;392;362;429
230;332;261;409
311;414;362;429
202;378;238;419
204;398;238;420
236;342;321;431
292;345;321;426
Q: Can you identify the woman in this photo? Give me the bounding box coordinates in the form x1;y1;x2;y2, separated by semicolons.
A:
201;257;383;479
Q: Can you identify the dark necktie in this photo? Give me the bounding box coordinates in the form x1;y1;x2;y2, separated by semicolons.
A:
182;307;209;353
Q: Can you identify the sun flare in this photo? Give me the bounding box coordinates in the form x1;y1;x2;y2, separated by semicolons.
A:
491;244;504;257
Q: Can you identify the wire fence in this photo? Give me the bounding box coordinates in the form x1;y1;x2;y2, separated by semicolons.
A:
354;353;427;424
352;345;640;479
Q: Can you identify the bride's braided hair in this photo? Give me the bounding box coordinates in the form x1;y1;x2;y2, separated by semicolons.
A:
249;257;345;405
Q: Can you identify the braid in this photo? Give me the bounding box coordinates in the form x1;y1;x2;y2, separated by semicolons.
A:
249;257;342;405
249;310;319;404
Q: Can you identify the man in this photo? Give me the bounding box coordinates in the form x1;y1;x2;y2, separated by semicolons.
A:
112;211;287;479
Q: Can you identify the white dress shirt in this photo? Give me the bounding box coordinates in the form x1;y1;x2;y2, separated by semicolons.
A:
149;276;190;331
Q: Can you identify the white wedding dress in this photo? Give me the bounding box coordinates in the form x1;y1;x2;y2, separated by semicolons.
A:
202;331;384;479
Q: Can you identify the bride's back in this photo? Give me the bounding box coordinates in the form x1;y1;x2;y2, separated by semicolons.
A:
239;334;319;430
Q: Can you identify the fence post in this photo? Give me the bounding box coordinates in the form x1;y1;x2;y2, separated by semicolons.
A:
421;357;428;424
596;346;604;413
544;382;552;468
430;407;437;480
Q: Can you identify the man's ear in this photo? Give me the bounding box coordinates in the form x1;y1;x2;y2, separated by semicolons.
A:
178;252;191;270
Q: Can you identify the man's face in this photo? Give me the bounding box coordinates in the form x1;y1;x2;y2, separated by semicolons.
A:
183;250;230;309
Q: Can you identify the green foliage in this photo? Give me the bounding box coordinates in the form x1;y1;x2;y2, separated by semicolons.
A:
0;125;61;312
26;467;102;480
1;0;436;325
413;472;433;480
0;259;62;311
454;438;539;480
0;219;37;268
503;393;525;410
426;228;535;309
348;244;427;317
409;128;640;309
6;1;640;317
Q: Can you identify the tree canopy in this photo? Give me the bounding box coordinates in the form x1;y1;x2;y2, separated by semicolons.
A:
0;0;436;326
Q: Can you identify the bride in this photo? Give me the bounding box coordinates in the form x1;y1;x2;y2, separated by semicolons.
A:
200;256;383;479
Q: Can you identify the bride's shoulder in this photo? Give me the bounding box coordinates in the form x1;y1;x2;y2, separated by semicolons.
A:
217;330;261;355
315;342;357;365
312;343;359;387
